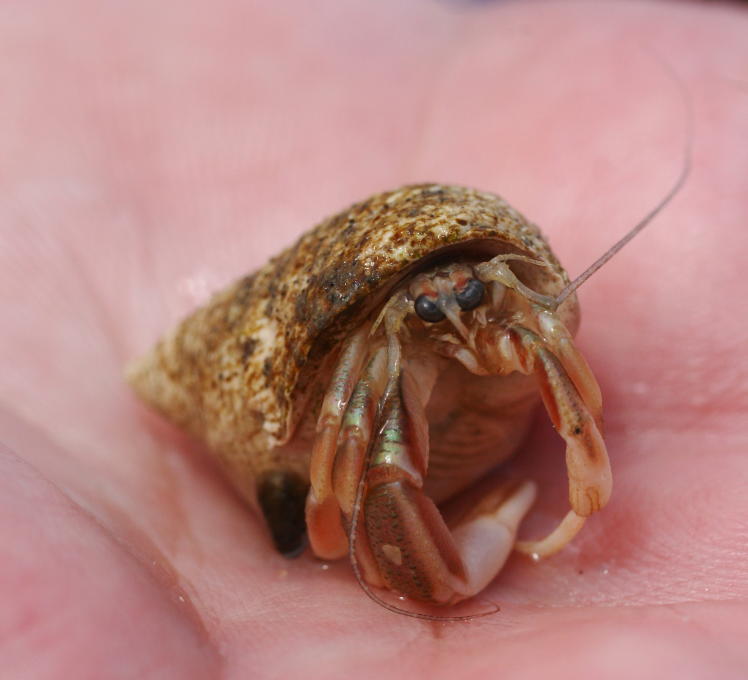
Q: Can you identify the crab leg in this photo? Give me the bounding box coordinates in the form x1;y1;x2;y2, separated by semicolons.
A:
354;354;537;604
306;327;370;559
534;307;603;432
509;325;612;558
331;346;389;519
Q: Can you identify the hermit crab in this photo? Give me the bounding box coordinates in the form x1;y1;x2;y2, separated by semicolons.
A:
128;175;686;616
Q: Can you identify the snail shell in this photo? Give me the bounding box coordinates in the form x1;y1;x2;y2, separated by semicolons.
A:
127;183;578;511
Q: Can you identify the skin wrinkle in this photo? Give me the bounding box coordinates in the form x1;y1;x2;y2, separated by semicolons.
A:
0;442;222;677
0;408;212;612
0;0;747;678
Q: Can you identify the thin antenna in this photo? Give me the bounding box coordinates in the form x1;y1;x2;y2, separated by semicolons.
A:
552;55;693;309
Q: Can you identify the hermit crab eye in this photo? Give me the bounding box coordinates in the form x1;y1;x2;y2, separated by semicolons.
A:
414;295;446;323
455;278;485;311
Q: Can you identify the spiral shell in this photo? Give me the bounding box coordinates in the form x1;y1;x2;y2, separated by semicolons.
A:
127;184;576;507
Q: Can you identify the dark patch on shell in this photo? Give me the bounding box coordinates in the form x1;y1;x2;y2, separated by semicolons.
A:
262;358;273;378
240;337;258;362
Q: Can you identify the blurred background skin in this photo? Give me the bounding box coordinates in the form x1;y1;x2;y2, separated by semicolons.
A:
0;0;747;678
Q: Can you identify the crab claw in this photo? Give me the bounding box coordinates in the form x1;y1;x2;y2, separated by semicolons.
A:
342;350;538;605
308;295;611;604
510;324;611;558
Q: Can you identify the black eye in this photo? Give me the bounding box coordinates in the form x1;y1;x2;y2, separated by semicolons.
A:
455;278;485;311
414;295;446;322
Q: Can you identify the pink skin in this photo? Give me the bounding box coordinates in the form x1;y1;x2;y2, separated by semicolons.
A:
1;1;747;678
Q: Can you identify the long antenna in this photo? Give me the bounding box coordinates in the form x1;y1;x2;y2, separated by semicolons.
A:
552;55;693;309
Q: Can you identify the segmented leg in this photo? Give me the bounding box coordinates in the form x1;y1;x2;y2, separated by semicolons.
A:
534;307;603;432
306;326;370;559
510;324;611;558
352;354;537;604
465;308;610;560
309;290;609;601
331;346;390;518
307;294;412;561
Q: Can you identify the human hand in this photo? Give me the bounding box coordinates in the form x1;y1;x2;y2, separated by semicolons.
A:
1;1;746;678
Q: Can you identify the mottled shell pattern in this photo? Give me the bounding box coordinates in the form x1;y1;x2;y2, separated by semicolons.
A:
127;184;577;509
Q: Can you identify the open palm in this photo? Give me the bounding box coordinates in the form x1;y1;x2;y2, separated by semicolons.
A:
2;2;746;678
